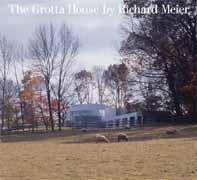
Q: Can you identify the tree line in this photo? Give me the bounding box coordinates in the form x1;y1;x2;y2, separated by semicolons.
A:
0;0;196;133
0;24;79;132
0;23;130;133
120;0;196;122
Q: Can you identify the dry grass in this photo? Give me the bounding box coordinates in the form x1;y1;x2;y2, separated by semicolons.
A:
1;125;197;180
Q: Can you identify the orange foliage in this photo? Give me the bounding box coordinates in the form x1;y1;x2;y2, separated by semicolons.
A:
181;73;197;97
20;71;60;125
20;71;44;103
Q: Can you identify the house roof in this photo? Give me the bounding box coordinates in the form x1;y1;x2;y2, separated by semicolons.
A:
70;104;108;111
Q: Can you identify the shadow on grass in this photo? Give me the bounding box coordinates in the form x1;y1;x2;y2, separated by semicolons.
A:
1;124;197;144
60;124;197;144
0;128;129;143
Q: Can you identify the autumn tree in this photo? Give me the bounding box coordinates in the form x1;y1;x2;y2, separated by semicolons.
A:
29;24;58;131
20;71;41;131
120;0;197;121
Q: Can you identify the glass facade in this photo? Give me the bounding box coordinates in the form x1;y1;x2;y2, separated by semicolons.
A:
70;109;106;128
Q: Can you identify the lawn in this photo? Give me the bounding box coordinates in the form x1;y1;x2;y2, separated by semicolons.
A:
1;125;197;180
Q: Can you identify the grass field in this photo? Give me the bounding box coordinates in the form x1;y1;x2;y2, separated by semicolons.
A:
1;125;197;180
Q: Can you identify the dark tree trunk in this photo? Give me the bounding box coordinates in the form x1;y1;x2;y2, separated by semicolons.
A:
165;68;182;117
20;101;25;132
57;75;62;131
46;87;54;132
192;19;197;123
57;98;62;131
1;84;5;133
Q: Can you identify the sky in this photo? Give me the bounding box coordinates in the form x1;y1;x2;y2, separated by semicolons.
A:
0;0;124;69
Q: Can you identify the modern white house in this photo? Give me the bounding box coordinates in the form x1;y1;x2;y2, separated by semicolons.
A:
67;104;116;128
67;104;172;128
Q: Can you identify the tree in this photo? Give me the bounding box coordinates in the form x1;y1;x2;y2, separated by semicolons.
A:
140;81;163;111
0;79;17;131
120;0;197;121
20;71;43;131
92;66;107;104
53;24;79;131
0;35;14;131
74;70;93;104
13;45;26;131
29;24;58;131
29;23;80;131
104;63;129;114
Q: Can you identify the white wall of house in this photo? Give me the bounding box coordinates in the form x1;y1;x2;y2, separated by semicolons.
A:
67;104;116;122
106;112;144;128
67;104;144;128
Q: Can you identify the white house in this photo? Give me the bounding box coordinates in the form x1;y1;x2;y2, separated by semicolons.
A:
106;112;144;128
67;104;171;129
67;104;116;128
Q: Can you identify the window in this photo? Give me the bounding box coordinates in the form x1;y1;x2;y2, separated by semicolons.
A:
72;110;98;117
138;116;142;125
129;117;135;126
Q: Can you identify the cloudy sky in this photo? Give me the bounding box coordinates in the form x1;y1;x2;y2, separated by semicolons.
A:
0;0;124;69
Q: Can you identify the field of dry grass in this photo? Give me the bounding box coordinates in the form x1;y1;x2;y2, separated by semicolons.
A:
1;125;197;180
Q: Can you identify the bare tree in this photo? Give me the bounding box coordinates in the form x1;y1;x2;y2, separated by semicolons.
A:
0;35;14;131
104;63;129;114
53;24;79;131
29;24;59;132
13;45;26;131
92;66;106;104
